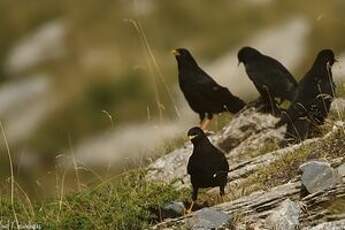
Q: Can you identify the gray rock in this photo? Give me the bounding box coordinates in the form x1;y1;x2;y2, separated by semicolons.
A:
186;208;231;230
217;107;280;152
160;201;185;219
265;199;300;230
308;219;345;230
146;143;192;186
300;160;337;194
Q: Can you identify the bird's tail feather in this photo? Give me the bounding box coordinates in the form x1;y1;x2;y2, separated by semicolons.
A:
219;87;246;113
225;96;246;113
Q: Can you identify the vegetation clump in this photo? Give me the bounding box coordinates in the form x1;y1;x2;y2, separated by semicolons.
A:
0;169;189;229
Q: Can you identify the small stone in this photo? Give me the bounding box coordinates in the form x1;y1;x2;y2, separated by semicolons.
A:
265;199;300;230
160;201;185;218
299;160;337;194
337;163;345;177
186;207;231;230
330;98;345;115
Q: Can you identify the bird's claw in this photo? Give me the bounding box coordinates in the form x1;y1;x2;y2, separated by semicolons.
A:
183;207;193;216
183;201;194;215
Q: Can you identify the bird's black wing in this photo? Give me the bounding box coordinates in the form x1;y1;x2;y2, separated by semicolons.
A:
187;153;209;175
194;71;244;111
263;56;298;86
187;155;194;175
215;148;229;172
277;72;333;126
248;57;297;101
212;148;229;182
214;86;246;113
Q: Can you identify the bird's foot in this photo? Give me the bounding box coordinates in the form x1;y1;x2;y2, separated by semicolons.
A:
247;97;265;108
220;195;225;203
216;194;225;204
183;208;192;215
257;103;281;117
183;201;194;215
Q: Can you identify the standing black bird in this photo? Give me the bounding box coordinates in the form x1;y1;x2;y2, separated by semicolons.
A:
186;127;229;212
237;46;298;115
173;48;245;130
277;49;337;144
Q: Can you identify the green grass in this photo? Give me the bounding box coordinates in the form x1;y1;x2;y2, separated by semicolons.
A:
224;146;311;202
336;81;345;98
243;140;280;159
325;197;345;215
0;169;189;229
252;147;311;189
311;126;345;160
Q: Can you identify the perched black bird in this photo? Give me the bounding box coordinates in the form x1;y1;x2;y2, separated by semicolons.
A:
277;49;337;144
173;48;245;130
237;46;298;115
187;127;229;212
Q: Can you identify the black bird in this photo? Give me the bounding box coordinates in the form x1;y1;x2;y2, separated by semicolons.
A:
277;49;337;144
187;127;229;212
173;48;245;130
237;46;298;115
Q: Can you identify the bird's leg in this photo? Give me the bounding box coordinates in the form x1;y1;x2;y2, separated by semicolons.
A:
277;97;284;105
201;114;213;132
199;113;206;129
200;119;212;131
219;186;225;203
184;187;198;215
185;201;194;215
263;85;280;116
218;195;225;203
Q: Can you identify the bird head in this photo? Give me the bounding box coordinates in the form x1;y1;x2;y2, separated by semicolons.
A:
316;49;337;67
187;127;206;144
172;48;197;67
237;46;261;66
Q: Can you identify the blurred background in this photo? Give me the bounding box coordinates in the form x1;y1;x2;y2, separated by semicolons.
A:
0;0;345;198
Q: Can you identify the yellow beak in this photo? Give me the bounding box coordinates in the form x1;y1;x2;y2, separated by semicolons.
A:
188;135;198;140
172;49;180;56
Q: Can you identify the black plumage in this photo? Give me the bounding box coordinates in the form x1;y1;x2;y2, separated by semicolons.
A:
173;48;245;129
187;127;229;210
237;46;298;114
277;49;337;144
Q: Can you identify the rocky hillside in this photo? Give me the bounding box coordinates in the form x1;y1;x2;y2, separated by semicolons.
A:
147;98;345;229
